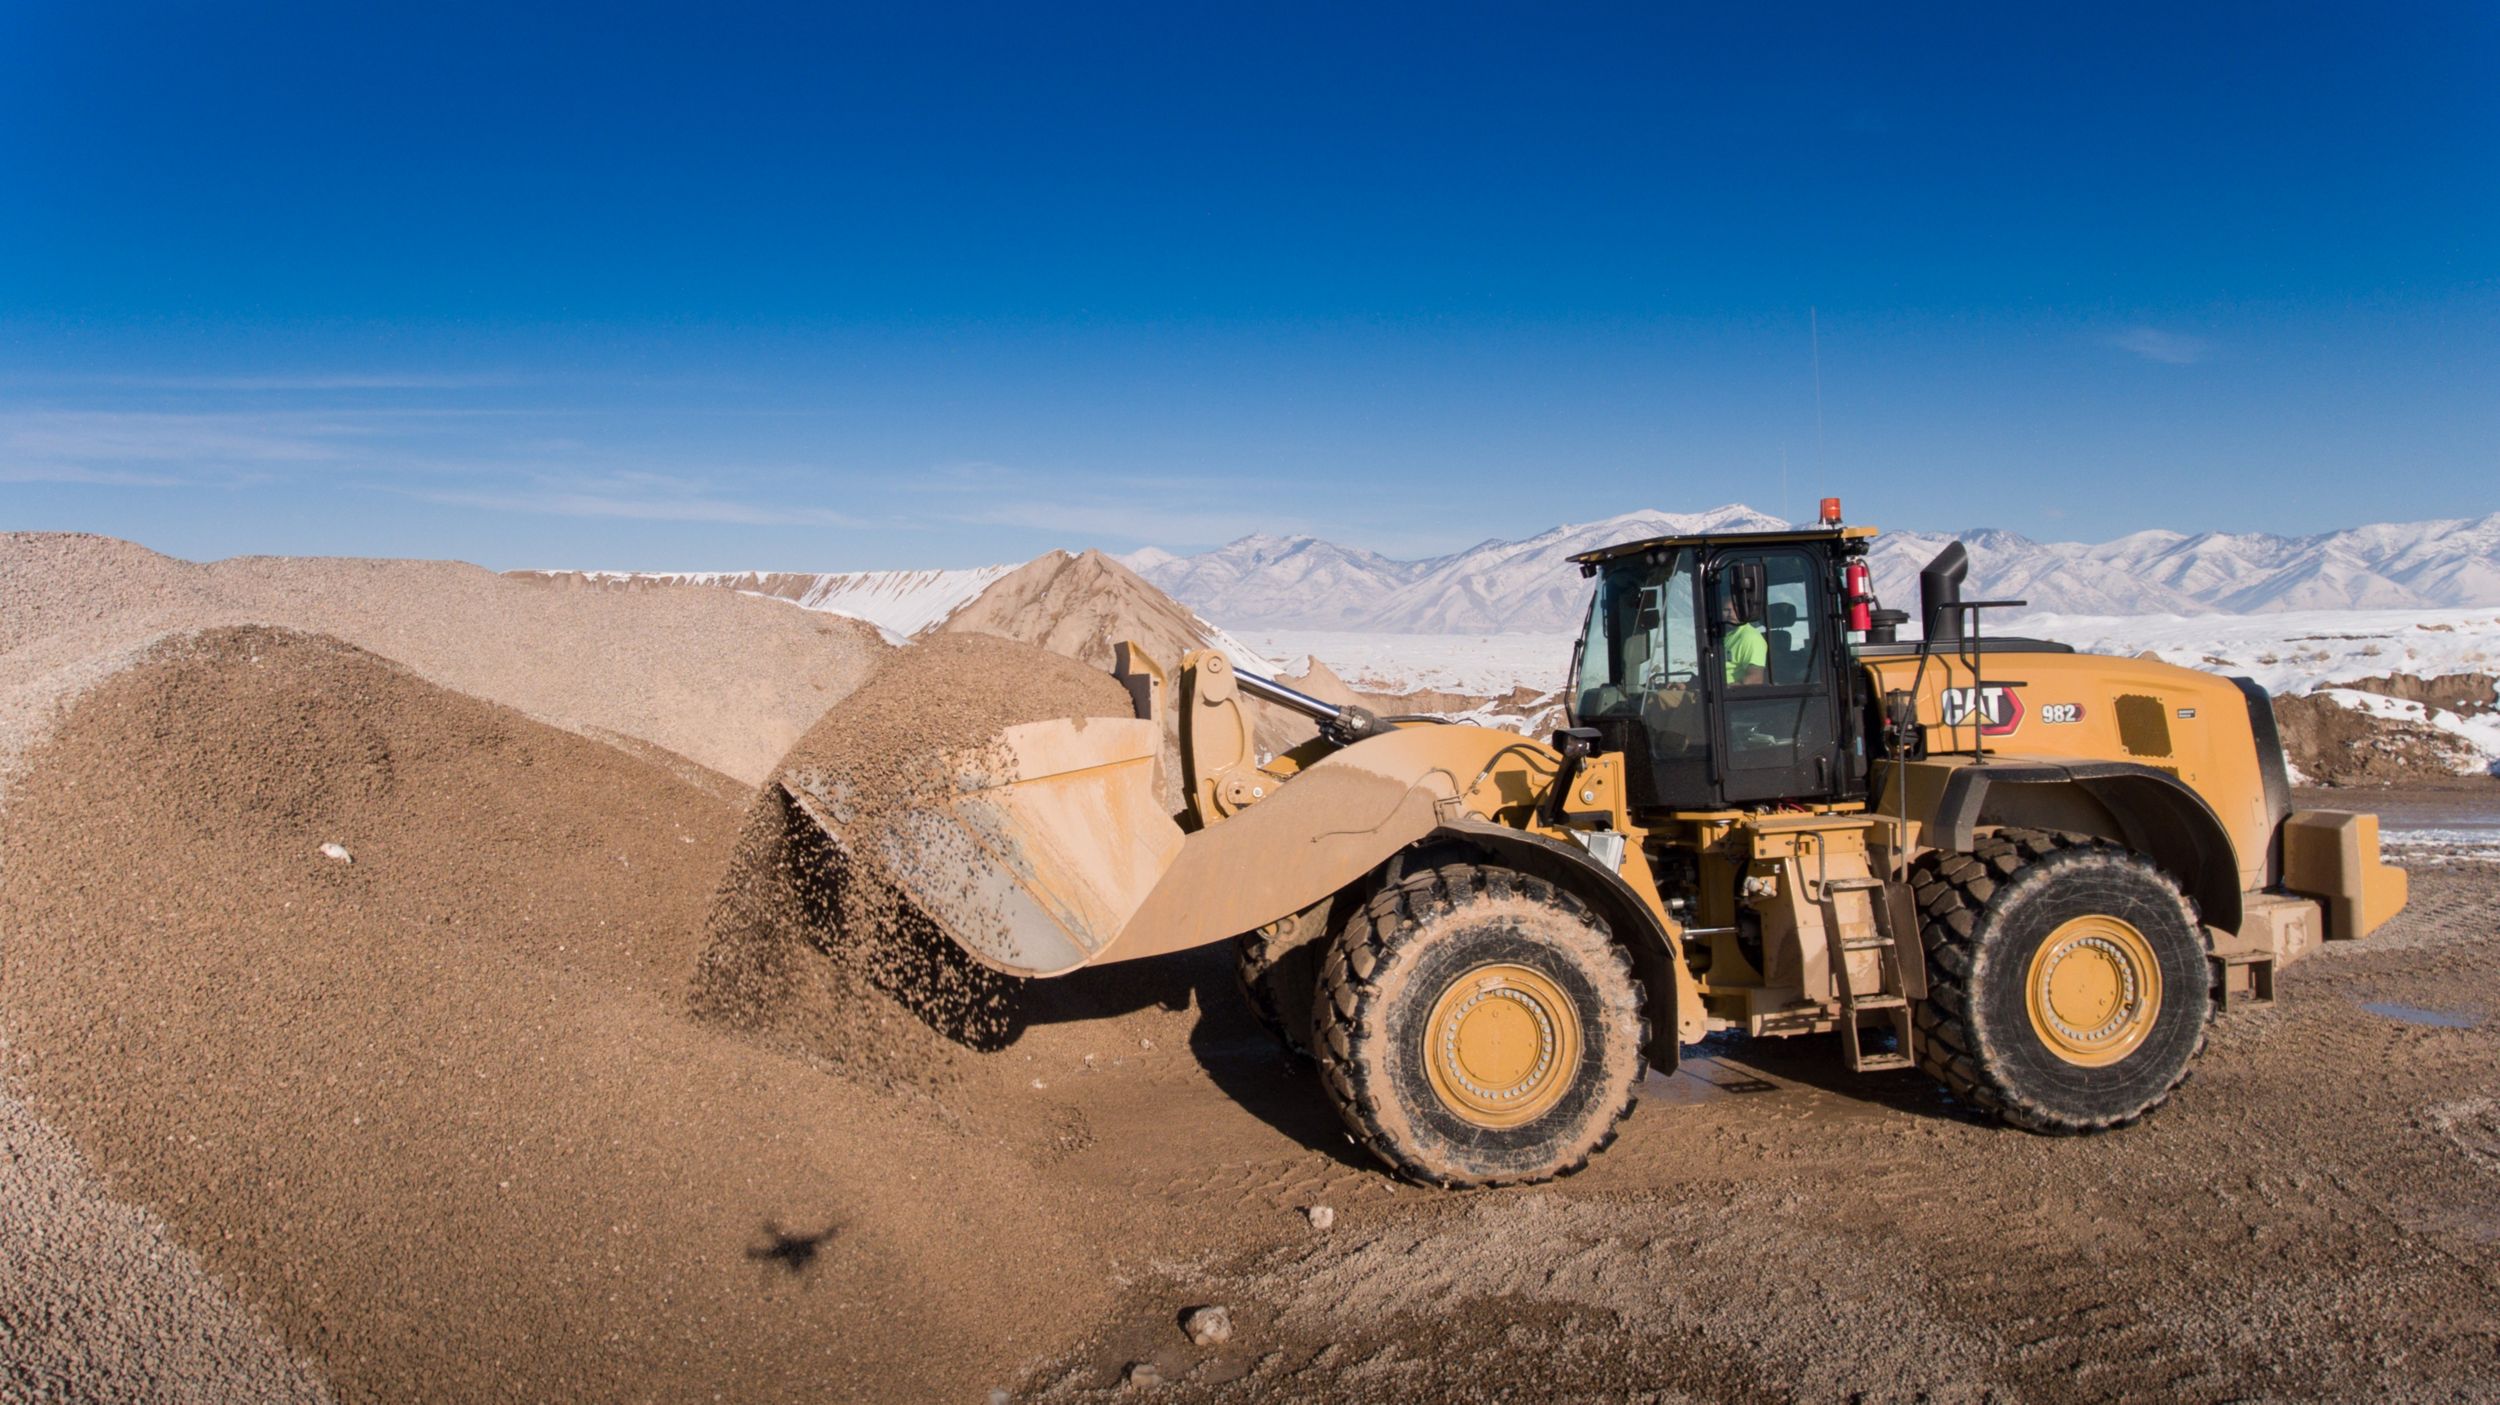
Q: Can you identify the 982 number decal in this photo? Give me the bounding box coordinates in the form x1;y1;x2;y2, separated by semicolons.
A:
2039;703;2085;725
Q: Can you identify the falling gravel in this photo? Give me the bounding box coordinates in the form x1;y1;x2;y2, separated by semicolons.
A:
691;632;1139;1112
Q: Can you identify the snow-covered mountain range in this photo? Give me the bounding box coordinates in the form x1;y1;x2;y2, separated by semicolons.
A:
1125;506;2500;634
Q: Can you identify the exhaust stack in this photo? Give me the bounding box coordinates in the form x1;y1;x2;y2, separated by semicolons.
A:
1920;541;1969;643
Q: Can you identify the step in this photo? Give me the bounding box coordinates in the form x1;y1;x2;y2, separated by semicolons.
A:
1850;1051;1916;1072
1840;994;1907;1012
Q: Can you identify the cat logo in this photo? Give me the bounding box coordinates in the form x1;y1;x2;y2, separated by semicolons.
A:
1939;684;2023;737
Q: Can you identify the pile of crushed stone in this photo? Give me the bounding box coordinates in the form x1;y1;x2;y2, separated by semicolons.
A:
0;1091;334;1405
692;633;1141;1110
935;549;1318;777
0;627;1107;1403
0;531;889;795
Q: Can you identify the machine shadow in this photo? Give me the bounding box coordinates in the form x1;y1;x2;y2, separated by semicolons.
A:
1015;944;1375;1169
1700;1029;1979;1125
872;840;1968;1149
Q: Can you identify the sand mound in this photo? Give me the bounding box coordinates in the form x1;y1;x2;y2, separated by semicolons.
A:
775;629;1139;787
0;627;1103;1402
940;550;1318;763
692;634;1140;1108
937;550;1221;670
0;531;888;793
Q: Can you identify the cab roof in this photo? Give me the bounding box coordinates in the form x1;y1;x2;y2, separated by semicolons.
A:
1569;523;1879;567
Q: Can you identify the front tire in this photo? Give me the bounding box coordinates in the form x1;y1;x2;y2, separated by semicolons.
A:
1312;863;1646;1186
1233;920;1322;1059
1912;829;2210;1134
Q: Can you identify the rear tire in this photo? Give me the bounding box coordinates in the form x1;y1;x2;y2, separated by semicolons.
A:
1912;829;2210;1134
1312;863;1646;1187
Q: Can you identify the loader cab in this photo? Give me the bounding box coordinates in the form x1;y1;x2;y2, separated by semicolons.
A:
1567;526;1872;811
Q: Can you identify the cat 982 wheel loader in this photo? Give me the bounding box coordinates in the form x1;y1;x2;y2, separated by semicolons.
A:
785;502;2408;1187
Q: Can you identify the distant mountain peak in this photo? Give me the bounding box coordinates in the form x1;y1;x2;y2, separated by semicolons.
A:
1115;546;1180;572
1127;505;2500;633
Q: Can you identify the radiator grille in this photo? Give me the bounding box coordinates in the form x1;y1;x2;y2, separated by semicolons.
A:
2114;693;2173;758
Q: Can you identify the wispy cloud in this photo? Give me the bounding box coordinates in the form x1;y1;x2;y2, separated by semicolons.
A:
1;409;360;464
0;462;191;488
397;471;866;527
19;372;521;393
0;400;874;532
2107;326;2213;365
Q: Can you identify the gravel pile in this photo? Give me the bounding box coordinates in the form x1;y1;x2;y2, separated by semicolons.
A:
0;627;1107;1402
0;1094;333;1405
0;532;888;797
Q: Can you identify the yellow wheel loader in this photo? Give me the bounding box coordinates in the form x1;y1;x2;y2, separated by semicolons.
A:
785;509;2408;1187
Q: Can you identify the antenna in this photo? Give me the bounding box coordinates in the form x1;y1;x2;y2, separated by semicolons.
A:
1810;306;1826;478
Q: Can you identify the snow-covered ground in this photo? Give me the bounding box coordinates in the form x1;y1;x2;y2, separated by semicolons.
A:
2314;688;2500;762
2015;606;2500;697
1244;608;2500;772
1254;609;2494;699
1257;609;2500;702
2381;827;2500;863
1241;630;1572;697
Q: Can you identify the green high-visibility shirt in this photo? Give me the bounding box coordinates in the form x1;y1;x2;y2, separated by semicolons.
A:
1724;622;1768;683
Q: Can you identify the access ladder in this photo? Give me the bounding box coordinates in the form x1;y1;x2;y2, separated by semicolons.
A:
1818;876;1919;1073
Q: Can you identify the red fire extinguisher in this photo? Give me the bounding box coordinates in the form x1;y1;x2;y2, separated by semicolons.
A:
1844;560;1873;632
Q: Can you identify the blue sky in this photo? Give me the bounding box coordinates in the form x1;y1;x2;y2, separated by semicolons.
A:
3;3;2493;569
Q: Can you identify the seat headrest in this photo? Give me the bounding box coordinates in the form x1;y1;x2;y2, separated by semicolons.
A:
1767;601;1800;628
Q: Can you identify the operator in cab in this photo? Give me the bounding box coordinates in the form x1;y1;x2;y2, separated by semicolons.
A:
1720;579;1768;686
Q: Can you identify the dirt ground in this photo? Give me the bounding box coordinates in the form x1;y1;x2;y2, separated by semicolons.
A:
1010;819;2500;1402
3;544;2497;1401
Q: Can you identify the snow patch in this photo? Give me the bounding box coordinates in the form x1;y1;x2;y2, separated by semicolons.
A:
1243;609;2500;770
2313;688;2500;775
1237;630;1570;698
526;565;1014;640
2015;607;2500;697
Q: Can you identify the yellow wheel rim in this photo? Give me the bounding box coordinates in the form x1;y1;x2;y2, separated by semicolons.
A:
1421;963;1581;1128
2025;914;2163;1067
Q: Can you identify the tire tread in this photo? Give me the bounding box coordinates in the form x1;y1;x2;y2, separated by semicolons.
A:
1912;827;2208;1134
1309;862;1647;1187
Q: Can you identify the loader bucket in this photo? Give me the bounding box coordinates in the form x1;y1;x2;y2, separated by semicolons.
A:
781;717;1186;979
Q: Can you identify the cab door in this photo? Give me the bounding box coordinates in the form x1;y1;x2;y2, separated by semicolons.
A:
1708;546;1845;803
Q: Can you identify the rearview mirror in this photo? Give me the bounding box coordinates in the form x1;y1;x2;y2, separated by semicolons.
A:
1713;562;1767;629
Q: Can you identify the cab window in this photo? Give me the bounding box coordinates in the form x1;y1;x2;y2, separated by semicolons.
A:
1572;550;1697;719
1714;550;1825;689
